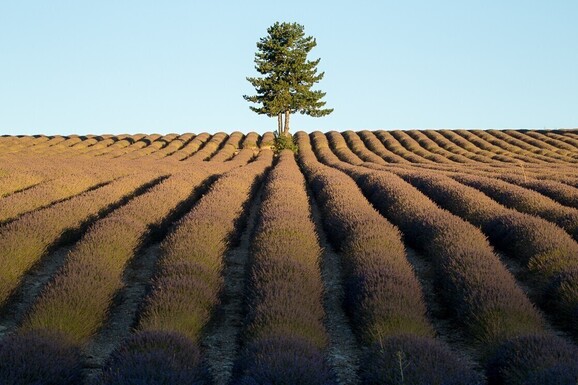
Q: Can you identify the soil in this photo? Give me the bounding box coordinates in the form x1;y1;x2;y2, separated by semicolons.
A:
0;246;72;339
82;243;163;382
496;251;577;345
308;188;362;385
200;180;265;385
82;173;222;383
404;247;486;377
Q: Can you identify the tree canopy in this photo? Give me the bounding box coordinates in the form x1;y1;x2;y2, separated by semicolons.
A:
244;22;333;136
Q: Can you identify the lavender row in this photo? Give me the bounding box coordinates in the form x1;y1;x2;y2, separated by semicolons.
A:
297;132;481;384
184;132;229;162
507;130;578;161
235;150;330;384
452;173;578;241
496;173;578;209
484;130;575;163
209;131;244;162
98;151;273;384
0;171;164;307
0;167;128;224
318;131;543;345
391;169;578;337
167;133;211;160
139;151;272;338
22;168;215;342
312;131;578;384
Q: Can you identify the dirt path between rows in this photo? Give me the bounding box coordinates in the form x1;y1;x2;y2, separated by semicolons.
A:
0;178;167;342
497;251;577;345
0;246;72;339
404;247;485;375
80;174;221;383
200;180;265;385
81;243;162;382
308;190;361;385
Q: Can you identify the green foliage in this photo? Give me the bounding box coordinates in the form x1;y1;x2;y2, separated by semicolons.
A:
244;22;333;135
273;133;298;154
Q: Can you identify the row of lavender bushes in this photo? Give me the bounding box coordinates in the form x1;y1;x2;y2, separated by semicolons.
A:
343;130;479;172
0;153;262;384
468;129;578;165
389;130;455;164
21;168;215;342
497;174;578;209
298;129;578;230
324;130;578;338
333;129;578;204
233;150;331;384
296;132;482;385
346;130;399;163
0;170;45;198
224;132;263;166
0;166;129;224
545;131;578;148
356;130;575;164
372;130;432;163
395;160;578;211
452;130;544;164
0;149;127;196
450;173;578;241
148;133;197;159
0;171;165;307
133;136;190;159
98;135;157;159
344;130;399;164
387;168;578;339
311;131;578;384
166;133;210;160
432;129;523;163
469;130;549;163
209;132;245;162
138;151;271;337
105;134;192;160
0;169;182;384
184;132;229;162
523;130;578;156
339;130;543;187
8;135;89;156
401;130;475;163
482;130;573;163
376;128;497;164
120;137;168;160
97;151;272;384
76;135;129;157
375;130;537;164
417;129;497;163
507;130;578;160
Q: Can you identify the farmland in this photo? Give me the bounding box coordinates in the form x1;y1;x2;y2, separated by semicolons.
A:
0;129;577;385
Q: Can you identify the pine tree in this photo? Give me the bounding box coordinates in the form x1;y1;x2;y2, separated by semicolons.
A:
244;22;333;137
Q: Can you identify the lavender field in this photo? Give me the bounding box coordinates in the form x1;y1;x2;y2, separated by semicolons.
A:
0;129;577;385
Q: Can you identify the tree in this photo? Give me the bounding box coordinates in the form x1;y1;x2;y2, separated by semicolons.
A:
244;22;333;137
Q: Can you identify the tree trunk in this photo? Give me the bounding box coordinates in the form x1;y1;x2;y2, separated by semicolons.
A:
284;111;290;136
277;113;283;136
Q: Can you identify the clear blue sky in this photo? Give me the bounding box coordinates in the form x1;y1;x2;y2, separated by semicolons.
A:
1;1;577;135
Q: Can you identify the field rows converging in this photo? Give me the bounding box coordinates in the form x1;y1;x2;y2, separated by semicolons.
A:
0;129;577;385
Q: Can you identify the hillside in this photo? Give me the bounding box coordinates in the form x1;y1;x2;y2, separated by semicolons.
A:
0;129;577;385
